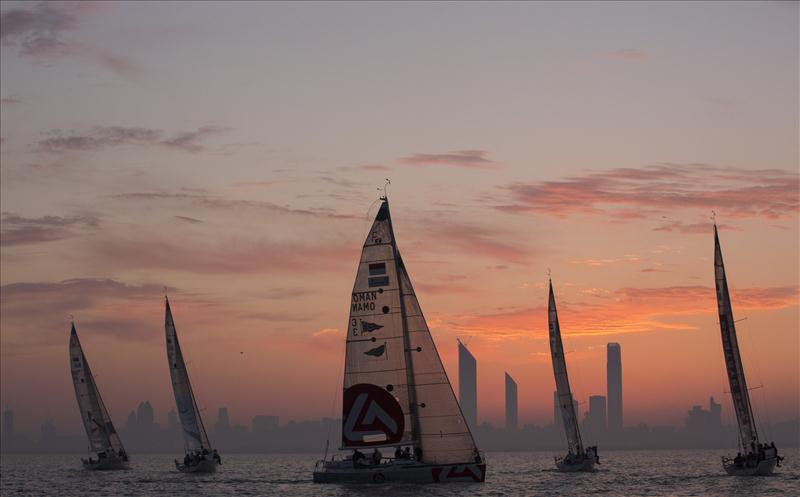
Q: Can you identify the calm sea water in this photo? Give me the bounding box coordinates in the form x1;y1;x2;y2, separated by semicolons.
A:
2;450;798;496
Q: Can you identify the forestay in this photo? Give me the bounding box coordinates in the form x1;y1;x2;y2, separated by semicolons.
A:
70;324;125;454
714;225;759;452
548;281;583;456
341;199;478;465
165;298;212;452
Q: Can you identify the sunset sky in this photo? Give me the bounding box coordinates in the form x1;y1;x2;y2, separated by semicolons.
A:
1;1;798;437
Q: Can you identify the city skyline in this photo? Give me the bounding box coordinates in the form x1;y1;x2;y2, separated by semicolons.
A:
1;1;798;438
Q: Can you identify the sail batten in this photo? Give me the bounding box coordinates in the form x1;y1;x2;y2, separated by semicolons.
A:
548;281;584;456
70;324;125;455
165;299;213;452
714;225;759;452
341;199;478;464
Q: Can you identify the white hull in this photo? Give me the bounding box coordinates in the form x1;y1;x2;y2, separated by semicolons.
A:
723;449;778;476
175;458;218;473
82;456;129;470
313;458;486;483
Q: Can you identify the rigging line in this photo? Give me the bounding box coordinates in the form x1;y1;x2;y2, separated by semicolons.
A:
324;337;346;457
739;316;773;442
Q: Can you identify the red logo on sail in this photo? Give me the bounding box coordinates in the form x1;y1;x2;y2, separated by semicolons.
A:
342;383;404;446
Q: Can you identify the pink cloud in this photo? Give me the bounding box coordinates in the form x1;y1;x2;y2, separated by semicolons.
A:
398;150;498;169
495;164;799;221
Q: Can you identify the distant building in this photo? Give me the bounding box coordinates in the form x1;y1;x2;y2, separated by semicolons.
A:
40;417;57;447
505;373;518;431
685;396;723;433
252;415;280;434
1;408;13;450
709;396;722;430
587;395;607;439
607;343;622;433
167;409;179;433
137;401;155;429
215;407;231;436
458;339;477;430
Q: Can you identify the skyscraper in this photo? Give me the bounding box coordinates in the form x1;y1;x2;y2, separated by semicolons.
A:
458;339;477;430
587;395;607;438
607;343;622;433
504;372;518;431
215;407;231;436
1;408;13;449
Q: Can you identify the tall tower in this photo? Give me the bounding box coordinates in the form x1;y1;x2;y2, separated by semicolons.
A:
504;372;518;431
607;343;622;433
1;408;13;449
588;395;607;439
458;339;477;430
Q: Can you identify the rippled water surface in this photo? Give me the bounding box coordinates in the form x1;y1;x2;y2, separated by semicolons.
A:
2;450;799;496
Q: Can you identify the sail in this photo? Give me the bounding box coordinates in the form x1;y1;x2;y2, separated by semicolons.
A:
165;298;212;452
341;198;478;464
399;256;478;464
548;281;584;455
714;225;759;452
342;200;414;449
70;324;125;454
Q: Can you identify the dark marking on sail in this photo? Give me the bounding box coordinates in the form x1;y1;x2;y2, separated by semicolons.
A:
375;202;389;221
369;262;387;276
369;276;390;288
361;321;384;333
364;344;386;357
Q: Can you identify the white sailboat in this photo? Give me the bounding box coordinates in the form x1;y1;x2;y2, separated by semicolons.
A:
313;197;486;483
548;279;598;472
713;223;781;475
69;323;129;470
165;297;220;473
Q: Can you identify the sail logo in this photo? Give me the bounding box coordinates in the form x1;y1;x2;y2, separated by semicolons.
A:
431;464;486;482
342;383;404;446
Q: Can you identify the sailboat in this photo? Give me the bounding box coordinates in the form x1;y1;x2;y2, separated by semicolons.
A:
165;297;220;473
548;278;598;472
713;223;781;475
313;196;486;483
69;323;129;470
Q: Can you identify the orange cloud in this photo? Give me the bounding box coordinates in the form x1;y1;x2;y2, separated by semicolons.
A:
433;284;800;341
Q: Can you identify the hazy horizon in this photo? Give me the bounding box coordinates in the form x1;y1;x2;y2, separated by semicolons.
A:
1;1;798;440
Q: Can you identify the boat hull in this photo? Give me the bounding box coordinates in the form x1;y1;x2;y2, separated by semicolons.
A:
556;457;595;472
175;458;218;473
723;449;778;476
555;447;597;472
313;459;486;483
82;457;129;470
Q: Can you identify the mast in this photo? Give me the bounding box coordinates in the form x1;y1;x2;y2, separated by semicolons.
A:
383;196;422;448
714;224;759;452
548;279;584;455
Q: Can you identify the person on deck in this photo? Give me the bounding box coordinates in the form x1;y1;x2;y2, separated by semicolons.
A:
213;449;222;465
403;447;411;460
372;448;382;465
395;446;402;460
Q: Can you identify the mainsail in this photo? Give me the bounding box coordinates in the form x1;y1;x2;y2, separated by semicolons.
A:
70;324;125;454
342;199;478;464
714;224;759;452
165;298;212;452
548;280;584;456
